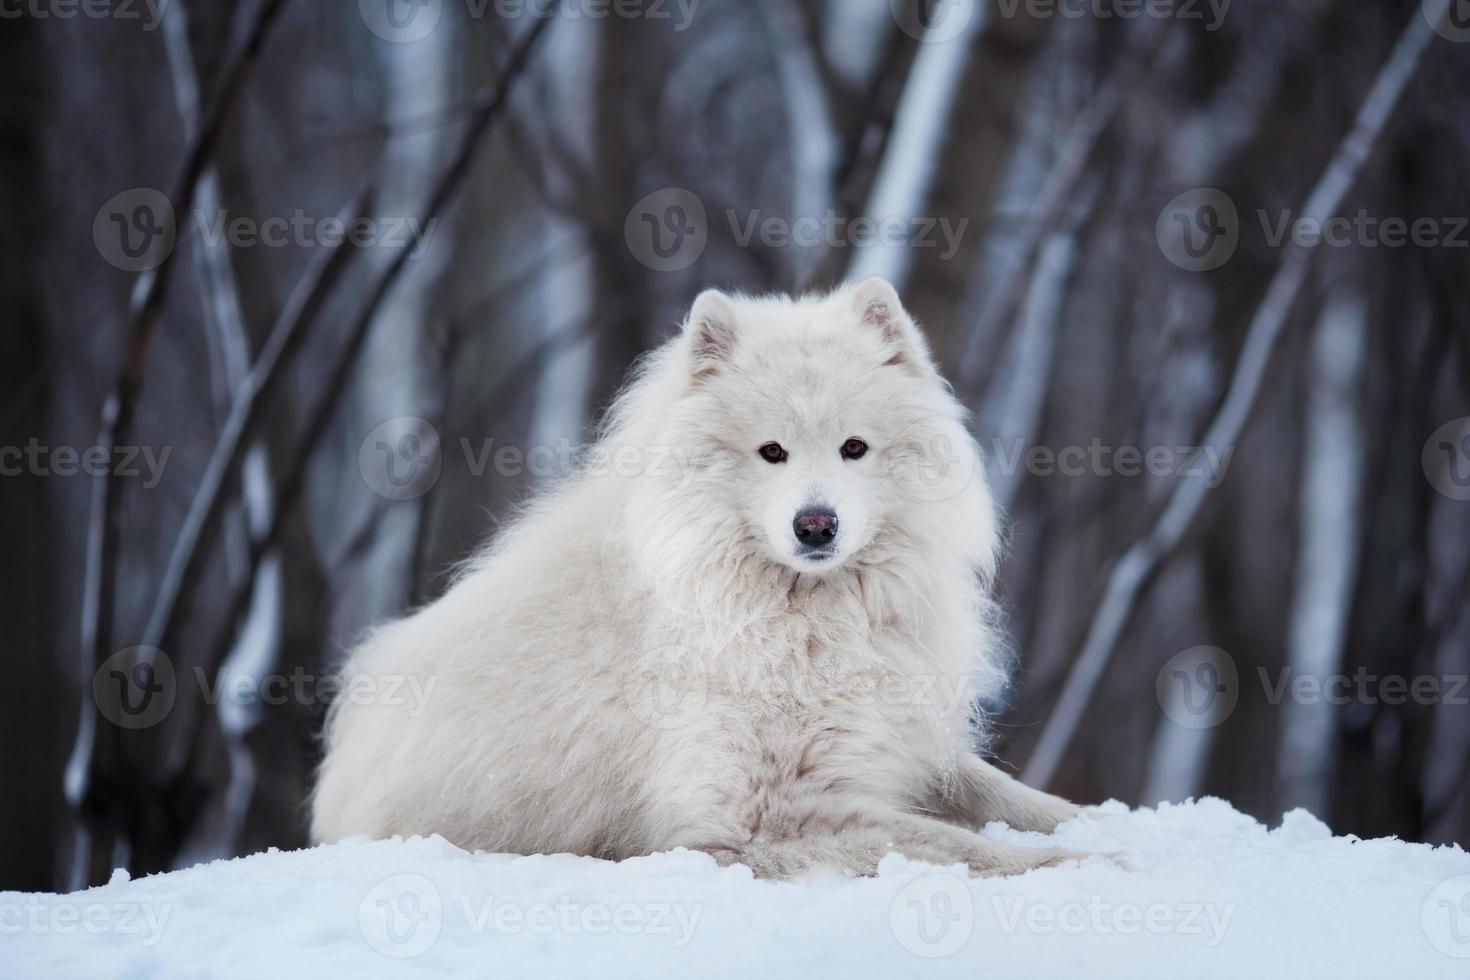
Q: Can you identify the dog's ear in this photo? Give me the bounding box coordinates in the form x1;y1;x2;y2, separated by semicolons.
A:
683;288;738;375
851;277;932;370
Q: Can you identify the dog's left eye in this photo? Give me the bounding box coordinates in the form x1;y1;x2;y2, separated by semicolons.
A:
840;438;868;460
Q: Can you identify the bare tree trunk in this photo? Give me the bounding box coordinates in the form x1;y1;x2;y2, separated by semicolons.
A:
1024;0;1451;789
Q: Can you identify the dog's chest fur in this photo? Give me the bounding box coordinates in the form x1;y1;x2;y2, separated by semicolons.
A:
646;579;968;848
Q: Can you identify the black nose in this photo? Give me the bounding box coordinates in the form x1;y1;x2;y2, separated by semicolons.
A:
793;506;839;549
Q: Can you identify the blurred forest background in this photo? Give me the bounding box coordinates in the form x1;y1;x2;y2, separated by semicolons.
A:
2;0;1469;892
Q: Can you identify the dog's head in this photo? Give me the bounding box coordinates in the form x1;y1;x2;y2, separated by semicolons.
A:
644;277;994;579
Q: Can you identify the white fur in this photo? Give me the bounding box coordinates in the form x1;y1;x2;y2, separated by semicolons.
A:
312;278;1080;877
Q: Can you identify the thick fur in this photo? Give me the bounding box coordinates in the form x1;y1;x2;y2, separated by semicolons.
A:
312;278;1081;877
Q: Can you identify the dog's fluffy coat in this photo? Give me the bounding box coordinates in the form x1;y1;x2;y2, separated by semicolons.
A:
312;278;1081;876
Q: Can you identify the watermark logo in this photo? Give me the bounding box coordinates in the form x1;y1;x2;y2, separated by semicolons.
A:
1161;187;1468;270
357;878;702;953
993;0;1231;31
359;417;443;501
357;428;706;498
1423;874;1470;959
0;0;169;30
1425;0;1470;44
727;210;968;261
93;653;436;727
94;189;437;270
621;648;977;732
196;666;440;717
460;895;701;943
93;187;176;273
0;440;170;487
0;897;172;946
983;436;1234;487
890;873;974;957
888;421;975;503
192;209;437;255
359;0;443;42
1258;667;1467;708
620;644;708;731
1423;417;1470;501
890;0;976;43
359;873;443;958
1156;646;1238;730
360;0;699;40
991;895;1233;945
92;646;176;730
625;187;708;272
1157;188;1238;272
1157;652;1463;724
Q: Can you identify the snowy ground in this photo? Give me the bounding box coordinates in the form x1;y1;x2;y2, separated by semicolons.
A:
4;798;1469;979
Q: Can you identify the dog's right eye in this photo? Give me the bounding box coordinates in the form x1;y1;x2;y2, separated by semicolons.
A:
758;442;788;464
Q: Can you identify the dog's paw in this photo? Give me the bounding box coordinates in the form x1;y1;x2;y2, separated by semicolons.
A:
1012;799;1082;834
966;843;1089;878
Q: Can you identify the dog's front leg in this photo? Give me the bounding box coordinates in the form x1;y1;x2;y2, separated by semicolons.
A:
708;807;1084;878
933;755;1081;834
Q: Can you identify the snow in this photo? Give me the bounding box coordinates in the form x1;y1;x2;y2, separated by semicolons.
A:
5;798;1469;979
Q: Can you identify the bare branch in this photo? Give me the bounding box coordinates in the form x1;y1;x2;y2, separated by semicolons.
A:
1022;0;1451;789
68;0;290;887
955;15;1173;394
139;183;375;656
151;9;560;818
797;22;922;291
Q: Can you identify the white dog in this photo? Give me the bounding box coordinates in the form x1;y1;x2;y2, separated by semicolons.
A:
312;277;1083;877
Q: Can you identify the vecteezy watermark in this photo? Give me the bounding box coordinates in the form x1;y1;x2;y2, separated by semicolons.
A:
358;0;699;44
0;0;169;30
0;897;172;947
191;209;437;255
357;418;708;500
92;648;439;729
359;417;443;502
1423;874;1470;959
890;0;977;43
355;425;1230;506
1255;210;1470;250
624;187;708;272
984;436;1235;487
1158;188;1470;271
890;873;974;958
1258;667;1468;708
1155;646;1239;730
1156;188;1239;271
195;666;440;718
620;645;710;731
622;187;970;272
1157;646;1470;729
993;0;1231;31
990;895;1234;946
358;874;703;958
1424;0;1470;45
888;423;976;503
727;211;970;262
1423;417;1470;501
621;644;983;732
359;874;442;958
92;187;438;272
459;895;701;945
93;647;177;730
93;187;176;273
0;439;170;488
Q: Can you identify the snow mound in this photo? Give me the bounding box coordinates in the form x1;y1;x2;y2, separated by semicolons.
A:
4;798;1469;978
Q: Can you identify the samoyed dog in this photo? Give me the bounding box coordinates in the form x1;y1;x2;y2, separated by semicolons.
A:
312;277;1083;876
